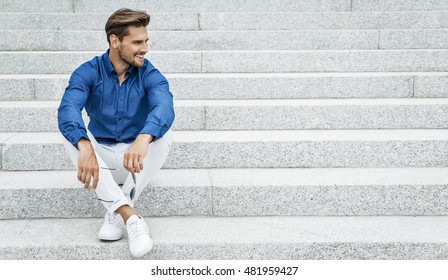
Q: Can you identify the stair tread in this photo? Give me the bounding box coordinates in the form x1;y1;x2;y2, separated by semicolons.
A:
2;130;448;143
2;216;448;248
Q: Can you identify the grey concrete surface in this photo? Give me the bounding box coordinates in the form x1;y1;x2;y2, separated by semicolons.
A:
0;169;212;219
0;30;380;51
3;130;448;170
381;29;448;49
0;13;198;31
1;216;448;259
352;0;448;11
0;73;416;101
200;12;448;30
415;74;448;98
3;98;448;132
3;12;448;31
0;0;72;13
1;168;448;218
0;51;201;74
201;50;448;73
73;0;351;13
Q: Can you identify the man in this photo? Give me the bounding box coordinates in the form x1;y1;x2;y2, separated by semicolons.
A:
57;8;175;258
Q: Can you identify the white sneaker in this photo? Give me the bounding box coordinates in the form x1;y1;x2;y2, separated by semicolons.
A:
126;214;153;258
98;212;125;241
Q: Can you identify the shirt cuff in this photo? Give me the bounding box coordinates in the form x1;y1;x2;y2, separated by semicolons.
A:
140;123;163;142
66;129;90;147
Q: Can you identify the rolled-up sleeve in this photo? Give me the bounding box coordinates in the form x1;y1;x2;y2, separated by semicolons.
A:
57;64;93;147
140;68;175;142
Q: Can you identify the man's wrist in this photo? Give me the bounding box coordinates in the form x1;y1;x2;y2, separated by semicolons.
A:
76;138;92;151
137;133;154;144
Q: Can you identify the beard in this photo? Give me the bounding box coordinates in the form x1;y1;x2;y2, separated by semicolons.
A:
118;48;145;68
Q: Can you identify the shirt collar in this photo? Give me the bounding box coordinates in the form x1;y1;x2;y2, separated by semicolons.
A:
103;50;115;75
126;65;137;77
103;49;137;77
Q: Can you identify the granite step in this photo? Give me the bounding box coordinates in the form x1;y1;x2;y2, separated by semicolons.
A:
0;0;351;13
352;0;448;12
1;167;448;219
199;12;448;31
1;215;448;259
0;72;427;101
3;72;448;101
3;0;448;14
2;98;448;132
200;50;448;73
2;50;448;74
381;29;448;49
5;29;448;52
0;30;380;51
0;13;198;31
1;12;448;31
2;130;448;170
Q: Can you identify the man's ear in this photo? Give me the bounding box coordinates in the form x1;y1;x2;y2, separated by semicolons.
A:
109;34;119;49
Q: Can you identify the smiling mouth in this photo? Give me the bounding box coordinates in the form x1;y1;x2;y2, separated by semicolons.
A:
136;54;145;59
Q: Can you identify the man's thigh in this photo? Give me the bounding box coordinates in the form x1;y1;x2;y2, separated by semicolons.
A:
97;142;131;185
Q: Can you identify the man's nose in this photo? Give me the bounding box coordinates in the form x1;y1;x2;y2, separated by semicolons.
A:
141;42;149;53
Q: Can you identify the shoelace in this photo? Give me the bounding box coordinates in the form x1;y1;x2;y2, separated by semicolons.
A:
106;212;122;227
127;219;148;242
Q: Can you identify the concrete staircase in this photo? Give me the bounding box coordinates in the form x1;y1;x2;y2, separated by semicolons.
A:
1;0;448;259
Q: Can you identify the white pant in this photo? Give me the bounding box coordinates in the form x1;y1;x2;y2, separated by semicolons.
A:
63;129;173;214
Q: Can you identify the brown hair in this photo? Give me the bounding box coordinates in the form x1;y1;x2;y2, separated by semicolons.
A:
105;8;150;44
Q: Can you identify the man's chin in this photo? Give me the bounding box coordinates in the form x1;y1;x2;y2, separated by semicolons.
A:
133;60;145;68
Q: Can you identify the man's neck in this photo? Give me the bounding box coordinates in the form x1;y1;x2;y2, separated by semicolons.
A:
108;50;129;77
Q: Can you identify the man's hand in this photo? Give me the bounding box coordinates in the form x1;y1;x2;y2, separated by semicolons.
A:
77;138;99;190
123;134;154;173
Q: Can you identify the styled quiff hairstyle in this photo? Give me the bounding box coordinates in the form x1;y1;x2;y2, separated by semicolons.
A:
105;8;150;44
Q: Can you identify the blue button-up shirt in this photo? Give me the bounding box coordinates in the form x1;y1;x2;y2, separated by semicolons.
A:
58;50;175;146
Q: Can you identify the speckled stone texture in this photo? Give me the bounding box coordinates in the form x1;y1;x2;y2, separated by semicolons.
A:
2;216;448;259
204;99;448;130
1;168;448;219
3;73;414;101
164;130;448;168
0;13;198;31
0;77;34;101
0;31;59;51
0;134;15;169
210;168;448;216
157;30;378;50
171;100;205;130
0;51;201;74
169;73;414;99
3;130;448;170
0;100;203;132
0;169;212;219
0;102;58;132
200;12;448;30
2;0;448;261
5;99;448;132
381;30;448;49
213;184;448;216
201;50;448;73
73;0;350;13
0;0;72;12
16;29;448;51
415;74;448;98
0;102;90;132
1;29;382;51
35;76;69;101
1;133;73;171
352;0;448;11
